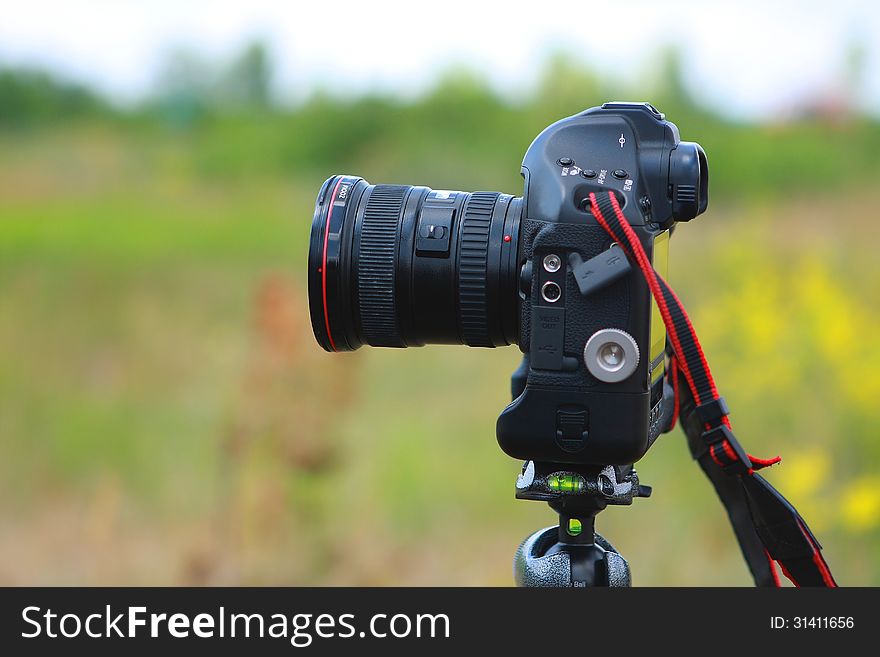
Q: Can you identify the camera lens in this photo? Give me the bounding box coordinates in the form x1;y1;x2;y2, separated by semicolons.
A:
308;175;522;351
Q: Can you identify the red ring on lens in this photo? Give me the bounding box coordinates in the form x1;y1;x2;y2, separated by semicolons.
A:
321;178;344;351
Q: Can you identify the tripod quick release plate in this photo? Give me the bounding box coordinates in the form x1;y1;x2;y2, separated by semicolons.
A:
515;461;651;505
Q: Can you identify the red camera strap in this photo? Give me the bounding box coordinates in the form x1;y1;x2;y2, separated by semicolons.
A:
588;191;836;587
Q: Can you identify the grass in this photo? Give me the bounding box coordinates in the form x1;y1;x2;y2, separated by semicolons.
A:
0;122;878;586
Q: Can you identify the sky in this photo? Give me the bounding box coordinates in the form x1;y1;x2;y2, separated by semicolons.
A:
0;0;878;119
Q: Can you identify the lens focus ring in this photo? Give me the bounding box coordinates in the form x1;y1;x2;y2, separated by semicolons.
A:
358;185;408;346
458;192;499;347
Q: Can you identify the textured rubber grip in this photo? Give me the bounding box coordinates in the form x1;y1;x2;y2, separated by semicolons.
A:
358;185;407;346
458;192;499;346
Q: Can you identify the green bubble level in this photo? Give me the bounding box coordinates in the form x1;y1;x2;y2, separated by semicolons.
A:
567;519;583;536
547;473;585;493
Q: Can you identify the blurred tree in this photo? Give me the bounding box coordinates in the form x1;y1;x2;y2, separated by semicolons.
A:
643;46;707;124
530;52;603;120
0;67;106;126
152;48;214;128
215;41;274;111
150;41;274;128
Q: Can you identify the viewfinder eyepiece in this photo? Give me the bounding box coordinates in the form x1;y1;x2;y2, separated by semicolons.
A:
668;141;709;221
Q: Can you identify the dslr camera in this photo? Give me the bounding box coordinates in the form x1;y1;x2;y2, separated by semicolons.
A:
308;102;708;469
306;104;838;591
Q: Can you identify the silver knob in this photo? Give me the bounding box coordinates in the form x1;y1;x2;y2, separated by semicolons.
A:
583;329;640;383
543;254;562;272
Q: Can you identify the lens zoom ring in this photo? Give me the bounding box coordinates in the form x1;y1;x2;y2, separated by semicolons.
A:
459;192;499;346
359;185;407;346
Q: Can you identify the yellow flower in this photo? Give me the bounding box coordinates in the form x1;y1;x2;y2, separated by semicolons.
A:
775;447;830;501
841;477;880;533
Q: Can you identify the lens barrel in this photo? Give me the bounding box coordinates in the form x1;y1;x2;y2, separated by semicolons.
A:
308;175;521;351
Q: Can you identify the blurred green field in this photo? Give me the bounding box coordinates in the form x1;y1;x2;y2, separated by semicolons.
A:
0;60;879;585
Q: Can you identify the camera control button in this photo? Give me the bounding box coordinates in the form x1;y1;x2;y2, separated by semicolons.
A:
581;169;598;179
612;169;628;179
416;206;454;257
419;224;447;239
557;157;573;167
584;328;640;383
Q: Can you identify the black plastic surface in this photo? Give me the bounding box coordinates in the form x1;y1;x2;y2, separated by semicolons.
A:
569;247;632;297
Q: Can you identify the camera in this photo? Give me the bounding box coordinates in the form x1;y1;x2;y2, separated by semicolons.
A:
308;102;708;467
307;103;838;591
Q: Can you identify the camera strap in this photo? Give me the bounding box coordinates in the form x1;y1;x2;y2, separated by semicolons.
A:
588;191;837;587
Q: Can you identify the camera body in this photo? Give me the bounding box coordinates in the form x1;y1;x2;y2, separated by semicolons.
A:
497;102;707;466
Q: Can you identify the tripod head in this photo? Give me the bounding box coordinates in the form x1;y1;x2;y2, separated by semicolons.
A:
512;461;651;587
515;526;630;587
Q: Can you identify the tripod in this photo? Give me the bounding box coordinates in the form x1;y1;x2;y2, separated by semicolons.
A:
513;460;650;587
